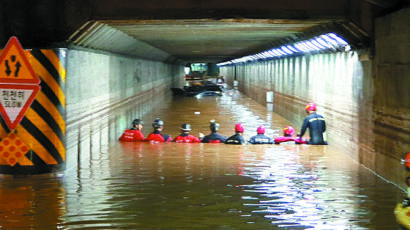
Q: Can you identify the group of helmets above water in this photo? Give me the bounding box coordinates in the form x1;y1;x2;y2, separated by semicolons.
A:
120;102;326;145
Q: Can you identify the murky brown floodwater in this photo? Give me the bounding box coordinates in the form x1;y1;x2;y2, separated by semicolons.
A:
0;87;405;229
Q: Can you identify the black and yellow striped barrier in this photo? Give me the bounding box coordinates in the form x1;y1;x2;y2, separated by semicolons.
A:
0;49;66;174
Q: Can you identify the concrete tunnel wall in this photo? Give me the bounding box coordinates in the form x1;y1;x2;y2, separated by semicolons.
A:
220;52;369;160
64;48;184;171
220;7;410;188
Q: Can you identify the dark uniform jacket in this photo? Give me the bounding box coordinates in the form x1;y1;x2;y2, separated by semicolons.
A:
300;112;327;145
248;134;274;144
202;132;227;143
225;134;245;145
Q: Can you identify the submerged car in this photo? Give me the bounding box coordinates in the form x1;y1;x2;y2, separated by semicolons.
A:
195;91;223;97
171;81;223;97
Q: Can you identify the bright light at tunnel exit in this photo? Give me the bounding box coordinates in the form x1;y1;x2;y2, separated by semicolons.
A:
217;33;350;67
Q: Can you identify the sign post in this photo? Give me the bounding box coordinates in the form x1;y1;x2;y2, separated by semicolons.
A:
0;36;41;130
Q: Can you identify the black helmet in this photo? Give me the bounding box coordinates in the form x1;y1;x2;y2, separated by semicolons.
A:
180;123;191;132
210;120;219;132
152;118;164;128
132;119;144;126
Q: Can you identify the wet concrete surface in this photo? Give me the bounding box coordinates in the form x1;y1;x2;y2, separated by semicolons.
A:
0;88;405;229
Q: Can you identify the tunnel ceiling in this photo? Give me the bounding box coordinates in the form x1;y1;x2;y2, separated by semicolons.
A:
3;0;406;63
63;0;394;64
68;19;336;64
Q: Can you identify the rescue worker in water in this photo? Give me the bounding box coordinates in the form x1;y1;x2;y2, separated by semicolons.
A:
248;126;274;144
118;119;145;142
225;123;245;145
146;118;172;143
201;120;227;143
298;103;327;145
173;123;201;143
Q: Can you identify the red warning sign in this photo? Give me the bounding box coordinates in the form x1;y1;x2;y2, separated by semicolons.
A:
0;36;40;84
0;37;41;130
0;84;40;130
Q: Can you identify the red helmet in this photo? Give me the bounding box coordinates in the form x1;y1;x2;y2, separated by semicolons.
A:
235;123;244;132
305;103;317;112
283;126;295;136
256;126;265;134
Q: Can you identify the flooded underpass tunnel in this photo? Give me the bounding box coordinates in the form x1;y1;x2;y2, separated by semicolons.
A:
0;0;409;229
0;89;404;229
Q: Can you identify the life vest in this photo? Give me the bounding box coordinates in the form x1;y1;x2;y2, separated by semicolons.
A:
118;129;145;142
173;134;201;143
146;131;172;143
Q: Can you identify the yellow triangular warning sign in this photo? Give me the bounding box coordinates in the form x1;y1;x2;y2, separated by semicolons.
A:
0;37;40;84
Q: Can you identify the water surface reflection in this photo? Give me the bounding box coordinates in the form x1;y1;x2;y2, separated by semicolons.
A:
0;89;403;229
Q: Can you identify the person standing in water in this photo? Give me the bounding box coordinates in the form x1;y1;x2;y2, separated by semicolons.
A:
248;126;274;144
298;103;327;145
146;118;172;143
173;123;201;143
201;120;227;143
225;123;245;145
118;119;145;142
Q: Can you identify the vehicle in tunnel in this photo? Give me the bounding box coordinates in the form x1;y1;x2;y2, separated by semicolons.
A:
195;91;223;97
171;80;223;97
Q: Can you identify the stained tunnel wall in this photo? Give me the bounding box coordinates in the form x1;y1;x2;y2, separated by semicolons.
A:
220;7;410;187
65;48;184;171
